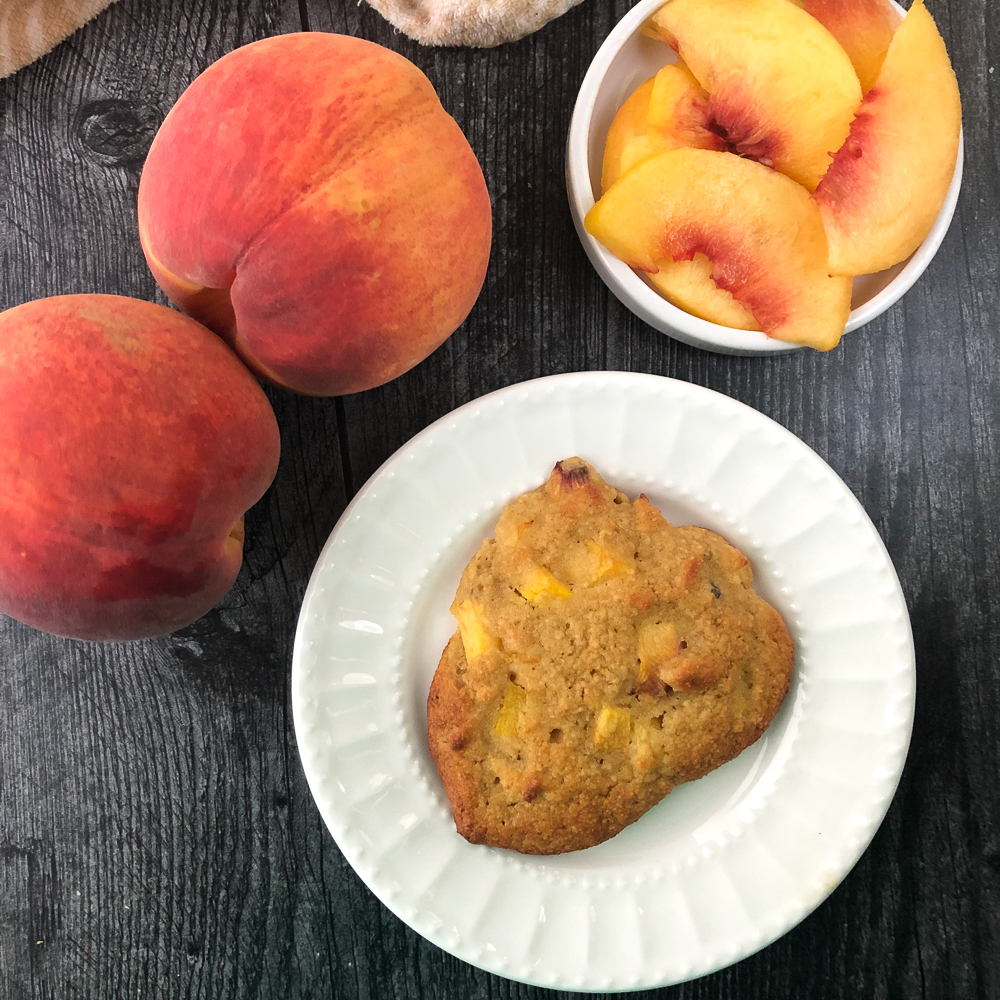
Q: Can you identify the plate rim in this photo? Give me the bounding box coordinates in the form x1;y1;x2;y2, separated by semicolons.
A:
291;371;916;992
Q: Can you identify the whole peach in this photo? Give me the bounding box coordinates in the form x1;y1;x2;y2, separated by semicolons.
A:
0;295;280;641
138;33;492;397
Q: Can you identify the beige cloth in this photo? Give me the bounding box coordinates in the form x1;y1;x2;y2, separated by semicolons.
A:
364;0;585;47
0;0;117;78
0;0;579;74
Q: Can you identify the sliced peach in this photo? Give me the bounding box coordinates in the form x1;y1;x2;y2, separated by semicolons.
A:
616;137;670;187
814;0;961;276
602;66;723;192
602;77;659;192
796;0;901;93
645;62;724;153
651;0;862;191
585;148;853;350
639;64;748;328
648;254;760;331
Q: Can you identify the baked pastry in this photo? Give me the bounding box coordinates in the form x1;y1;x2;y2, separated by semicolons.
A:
427;458;794;854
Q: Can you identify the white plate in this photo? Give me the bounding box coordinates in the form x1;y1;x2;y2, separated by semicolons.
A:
292;372;914;992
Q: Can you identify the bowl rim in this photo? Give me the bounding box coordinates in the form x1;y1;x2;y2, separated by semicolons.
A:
565;0;965;356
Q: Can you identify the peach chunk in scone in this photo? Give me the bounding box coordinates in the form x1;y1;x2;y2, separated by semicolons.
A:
650;0;862;192
585;148;852;350
814;0;962;277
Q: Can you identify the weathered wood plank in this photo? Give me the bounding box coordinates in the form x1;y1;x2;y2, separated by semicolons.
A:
0;3;352;999
0;0;998;996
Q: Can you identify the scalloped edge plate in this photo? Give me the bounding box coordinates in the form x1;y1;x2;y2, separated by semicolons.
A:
292;372;914;992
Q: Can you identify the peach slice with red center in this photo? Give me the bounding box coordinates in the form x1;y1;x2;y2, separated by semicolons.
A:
814;0;961;277
651;0;862;191
637;64;757;329
600;64;747;326
648;254;759;331
795;0;901;93
601;65;722;192
644;63;724;154
585;148;852;350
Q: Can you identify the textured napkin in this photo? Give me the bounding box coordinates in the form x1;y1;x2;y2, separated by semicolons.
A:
0;0;117;78
364;0;585;47
0;0;579;74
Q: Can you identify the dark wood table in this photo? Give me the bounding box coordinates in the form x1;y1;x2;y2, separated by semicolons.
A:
2;1;997;996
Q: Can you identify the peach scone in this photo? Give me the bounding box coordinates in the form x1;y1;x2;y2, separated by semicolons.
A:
427;459;794;854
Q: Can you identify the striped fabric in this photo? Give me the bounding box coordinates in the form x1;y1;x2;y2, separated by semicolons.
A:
0;0;116;78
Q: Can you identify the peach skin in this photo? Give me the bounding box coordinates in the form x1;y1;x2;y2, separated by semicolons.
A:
814;0;962;277
796;0;901;93
138;33;492;397
0;295;280;641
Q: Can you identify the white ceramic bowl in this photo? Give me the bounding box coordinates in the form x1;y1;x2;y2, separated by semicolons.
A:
565;0;964;355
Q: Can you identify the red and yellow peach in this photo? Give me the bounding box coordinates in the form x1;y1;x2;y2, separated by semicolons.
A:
0;295;280;641
139;33;492;397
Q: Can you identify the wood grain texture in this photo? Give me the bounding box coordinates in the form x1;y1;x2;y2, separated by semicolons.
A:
1;0;998;997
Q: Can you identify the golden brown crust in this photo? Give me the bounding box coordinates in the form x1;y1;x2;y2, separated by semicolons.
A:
426;458;794;855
